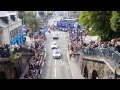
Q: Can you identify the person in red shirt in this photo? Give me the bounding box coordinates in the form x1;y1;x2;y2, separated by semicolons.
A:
44;59;47;66
32;51;35;56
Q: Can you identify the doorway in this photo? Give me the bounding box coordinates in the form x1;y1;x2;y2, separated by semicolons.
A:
83;66;88;79
0;71;7;79
91;70;98;79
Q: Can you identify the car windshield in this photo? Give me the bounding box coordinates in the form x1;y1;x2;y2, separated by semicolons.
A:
56;52;59;54
53;43;57;45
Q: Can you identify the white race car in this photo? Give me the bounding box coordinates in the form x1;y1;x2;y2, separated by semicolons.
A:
53;33;59;39
52;49;61;59
51;41;58;49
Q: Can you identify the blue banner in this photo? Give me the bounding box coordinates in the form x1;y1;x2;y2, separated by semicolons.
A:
11;33;25;45
77;24;81;29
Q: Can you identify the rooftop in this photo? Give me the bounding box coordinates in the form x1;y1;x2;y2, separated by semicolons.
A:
0;11;16;17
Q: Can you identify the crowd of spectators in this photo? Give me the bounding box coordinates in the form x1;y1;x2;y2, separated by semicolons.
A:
0;44;10;58
68;29;120;57
24;35;46;79
80;39;120;54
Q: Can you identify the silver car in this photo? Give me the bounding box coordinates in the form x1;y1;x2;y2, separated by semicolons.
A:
53;33;59;39
52;49;61;59
51;41;58;49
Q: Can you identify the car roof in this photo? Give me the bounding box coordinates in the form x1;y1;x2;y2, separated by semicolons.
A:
52;41;57;44
52;41;57;43
53;49;60;52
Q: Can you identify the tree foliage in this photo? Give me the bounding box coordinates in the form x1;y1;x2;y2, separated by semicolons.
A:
79;11;119;41
110;11;119;31
18;11;40;32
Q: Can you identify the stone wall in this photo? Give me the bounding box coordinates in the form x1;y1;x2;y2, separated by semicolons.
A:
0;53;32;79
80;58;115;79
0;62;14;79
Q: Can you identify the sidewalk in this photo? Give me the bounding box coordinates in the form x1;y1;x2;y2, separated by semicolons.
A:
67;49;84;79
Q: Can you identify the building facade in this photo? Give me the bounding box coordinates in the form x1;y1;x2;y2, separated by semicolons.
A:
68;11;80;18
38;11;53;16
0;11;23;45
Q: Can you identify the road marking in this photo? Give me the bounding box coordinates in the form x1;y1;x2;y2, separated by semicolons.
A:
55;59;56;66
60;59;64;65
60;59;63;66
55;67;56;77
60;59;62;64
40;69;43;74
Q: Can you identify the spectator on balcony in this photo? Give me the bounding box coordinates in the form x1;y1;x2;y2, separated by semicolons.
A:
115;44;120;53
13;46;18;54
0;45;4;58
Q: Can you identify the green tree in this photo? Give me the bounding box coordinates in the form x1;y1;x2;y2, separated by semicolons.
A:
18;11;40;32
79;11;113;41
110;11;120;38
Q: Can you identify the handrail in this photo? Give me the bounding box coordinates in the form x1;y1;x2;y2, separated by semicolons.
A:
80;46;120;67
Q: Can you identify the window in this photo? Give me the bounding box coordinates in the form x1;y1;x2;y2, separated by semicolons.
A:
0;17;9;24
10;15;15;21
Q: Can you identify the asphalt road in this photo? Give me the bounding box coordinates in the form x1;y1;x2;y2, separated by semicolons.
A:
40;30;72;79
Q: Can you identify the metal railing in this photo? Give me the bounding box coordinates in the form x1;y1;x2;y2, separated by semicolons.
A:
80;47;120;67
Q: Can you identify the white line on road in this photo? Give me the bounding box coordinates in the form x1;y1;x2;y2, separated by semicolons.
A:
60;59;64;65
40;69;43;74
55;59;56;66
60;59;62;64
55;67;56;77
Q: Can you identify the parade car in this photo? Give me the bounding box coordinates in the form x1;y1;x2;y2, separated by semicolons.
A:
51;41;58;49
53;33;59;39
52;49;61;59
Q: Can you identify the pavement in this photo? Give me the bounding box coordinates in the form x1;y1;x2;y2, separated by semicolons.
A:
67;49;84;79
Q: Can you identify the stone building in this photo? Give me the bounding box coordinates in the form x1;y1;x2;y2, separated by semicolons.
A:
0;11;23;45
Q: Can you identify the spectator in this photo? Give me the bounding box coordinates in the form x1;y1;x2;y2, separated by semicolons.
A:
32;51;36;56
13;46;18;54
0;45;4;57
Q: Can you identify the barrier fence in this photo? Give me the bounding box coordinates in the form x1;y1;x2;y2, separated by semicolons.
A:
80;47;120;67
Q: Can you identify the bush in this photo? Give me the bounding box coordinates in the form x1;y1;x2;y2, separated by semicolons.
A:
10;52;21;63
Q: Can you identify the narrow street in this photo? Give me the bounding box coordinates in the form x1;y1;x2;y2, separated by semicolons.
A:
40;30;72;79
